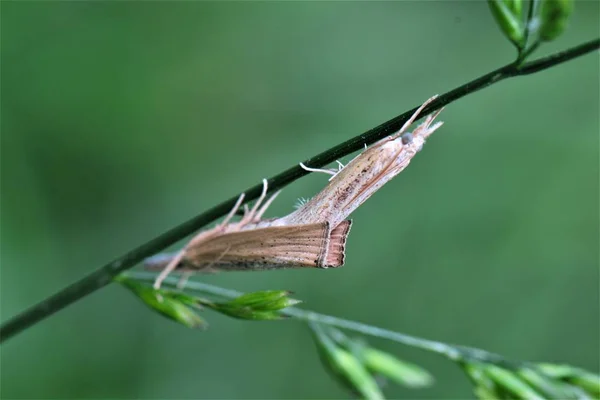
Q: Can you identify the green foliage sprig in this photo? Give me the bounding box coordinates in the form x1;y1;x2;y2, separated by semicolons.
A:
122;272;600;400
488;0;574;64
117;274;300;326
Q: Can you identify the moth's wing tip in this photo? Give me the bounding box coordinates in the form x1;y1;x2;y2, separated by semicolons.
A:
324;220;352;267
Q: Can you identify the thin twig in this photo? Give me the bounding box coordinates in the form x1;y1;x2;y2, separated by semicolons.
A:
1;38;598;344
128;272;525;369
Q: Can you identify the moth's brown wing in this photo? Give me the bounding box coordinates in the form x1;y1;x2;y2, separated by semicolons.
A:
143;220;353;272
184;222;334;271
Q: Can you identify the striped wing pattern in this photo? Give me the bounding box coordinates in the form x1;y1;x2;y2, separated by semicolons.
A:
181;221;351;272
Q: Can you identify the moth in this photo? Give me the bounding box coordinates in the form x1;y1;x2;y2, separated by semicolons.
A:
258;95;444;229
151;180;352;289
149;95;444;288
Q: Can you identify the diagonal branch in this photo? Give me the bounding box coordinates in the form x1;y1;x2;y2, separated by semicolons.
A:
1;38;598;344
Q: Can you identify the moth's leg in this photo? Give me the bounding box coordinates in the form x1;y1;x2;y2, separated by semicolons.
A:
395;95;439;138
302;160;345;182
323;160;348;181
227;204;251;234
299;162;337;176
176;271;194;289
219;193;246;228
154;250;185;290
239;179;268;226
254;190;281;221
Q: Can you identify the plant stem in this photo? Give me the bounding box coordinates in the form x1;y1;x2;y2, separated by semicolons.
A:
128;272;526;369
517;41;541;65
515;0;541;65
1;38;598;344
522;0;539;47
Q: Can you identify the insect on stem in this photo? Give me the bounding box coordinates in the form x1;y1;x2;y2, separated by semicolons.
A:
151;180;352;289
147;96;444;289
276;95;444;229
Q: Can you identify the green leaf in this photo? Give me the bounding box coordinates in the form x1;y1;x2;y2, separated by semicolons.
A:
206;289;300;320
361;347;434;389
116;275;206;329
484;365;545;400
226;290;301;311
518;368;581;399
464;363;501;399
210;304;283;321
505;0;523;17
138;290;206;328
538;0;573;41
488;0;525;48
538;364;600;397
310;324;384;400
324;327;432;390
537;363;579;379
473;384;501;400
335;350;385;400
569;372;600;398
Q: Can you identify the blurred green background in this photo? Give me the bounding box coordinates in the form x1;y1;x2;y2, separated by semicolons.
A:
1;2;598;398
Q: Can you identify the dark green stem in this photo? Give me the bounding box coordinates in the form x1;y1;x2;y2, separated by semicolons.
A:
517;41;541;65
1;38;598;344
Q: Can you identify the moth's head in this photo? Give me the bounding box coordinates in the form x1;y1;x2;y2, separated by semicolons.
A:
400;109;444;152
399;129;426;153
